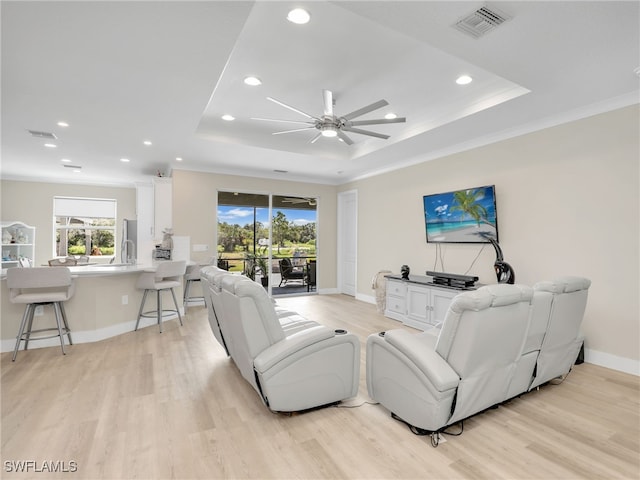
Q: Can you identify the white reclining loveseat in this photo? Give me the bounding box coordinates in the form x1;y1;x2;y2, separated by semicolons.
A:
366;277;590;442
201;266;360;412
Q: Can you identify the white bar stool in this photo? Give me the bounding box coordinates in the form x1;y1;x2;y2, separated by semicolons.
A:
135;260;186;333
7;266;75;361
183;264;203;311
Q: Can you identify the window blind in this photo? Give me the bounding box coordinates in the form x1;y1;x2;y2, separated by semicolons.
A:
53;197;117;219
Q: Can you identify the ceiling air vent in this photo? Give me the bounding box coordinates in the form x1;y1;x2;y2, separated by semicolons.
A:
63;164;82;169
28;129;57;140
454;5;511;39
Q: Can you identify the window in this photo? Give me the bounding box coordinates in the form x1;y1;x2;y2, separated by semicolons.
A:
217;191;317;296
53;197;116;257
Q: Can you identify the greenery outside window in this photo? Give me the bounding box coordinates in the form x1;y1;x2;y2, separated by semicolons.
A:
53;197;116;257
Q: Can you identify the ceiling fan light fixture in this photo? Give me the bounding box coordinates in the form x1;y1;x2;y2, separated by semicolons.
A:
221;114;235;121
320;125;338;137
384;113;397;119
287;8;310;25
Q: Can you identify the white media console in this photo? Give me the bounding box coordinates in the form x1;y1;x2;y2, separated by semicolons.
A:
384;274;478;330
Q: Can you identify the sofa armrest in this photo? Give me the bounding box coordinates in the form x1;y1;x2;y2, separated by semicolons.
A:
254;325;336;373
384;330;459;392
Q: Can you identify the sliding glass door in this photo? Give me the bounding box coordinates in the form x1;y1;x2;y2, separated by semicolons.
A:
217;191;317;297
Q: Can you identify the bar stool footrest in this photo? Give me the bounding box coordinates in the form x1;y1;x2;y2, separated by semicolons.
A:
140;309;180;319
18;327;71;342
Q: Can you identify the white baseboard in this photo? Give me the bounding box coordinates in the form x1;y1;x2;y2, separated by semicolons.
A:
356;293;376;304
584;348;640;376
319;288;339;295
2;309;184;353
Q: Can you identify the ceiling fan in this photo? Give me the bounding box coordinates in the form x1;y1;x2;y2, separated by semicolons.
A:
252;90;405;145
282;197;317;206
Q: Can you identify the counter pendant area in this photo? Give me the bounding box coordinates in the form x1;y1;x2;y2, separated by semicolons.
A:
384;272;480;331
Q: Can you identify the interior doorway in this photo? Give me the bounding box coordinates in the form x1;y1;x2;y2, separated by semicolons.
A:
337;190;357;296
216;191;317;297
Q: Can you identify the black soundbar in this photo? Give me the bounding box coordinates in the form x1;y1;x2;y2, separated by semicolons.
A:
426;271;478;288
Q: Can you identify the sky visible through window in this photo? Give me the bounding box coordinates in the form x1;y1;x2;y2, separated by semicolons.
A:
218;206;316;226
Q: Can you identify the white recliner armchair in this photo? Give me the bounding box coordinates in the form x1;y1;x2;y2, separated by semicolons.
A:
201;266;361;412
367;284;534;434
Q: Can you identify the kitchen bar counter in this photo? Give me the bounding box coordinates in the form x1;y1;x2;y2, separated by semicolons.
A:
0;262;186;353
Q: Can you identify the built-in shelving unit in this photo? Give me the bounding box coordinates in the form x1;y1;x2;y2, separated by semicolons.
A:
1;221;36;270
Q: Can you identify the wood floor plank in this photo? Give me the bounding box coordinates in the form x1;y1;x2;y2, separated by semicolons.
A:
1;294;638;479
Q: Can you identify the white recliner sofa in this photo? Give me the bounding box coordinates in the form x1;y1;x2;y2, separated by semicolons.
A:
367;284;534;435
201;266;360;412
367;277;590;441
528;276;591;389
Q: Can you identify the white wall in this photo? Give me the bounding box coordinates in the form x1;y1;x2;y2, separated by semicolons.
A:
0;180;136;266
340;105;639;373
171;170;338;291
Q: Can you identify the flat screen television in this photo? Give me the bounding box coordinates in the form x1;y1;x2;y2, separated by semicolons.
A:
423;185;499;243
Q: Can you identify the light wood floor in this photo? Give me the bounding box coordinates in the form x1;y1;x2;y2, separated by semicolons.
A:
2;294;638;479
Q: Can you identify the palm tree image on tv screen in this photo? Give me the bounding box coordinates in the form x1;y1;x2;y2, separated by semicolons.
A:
423;186;498;243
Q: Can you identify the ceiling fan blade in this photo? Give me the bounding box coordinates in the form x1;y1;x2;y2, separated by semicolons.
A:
309;132;323;144
341;99;389;121
342;126;390;140
323;90;334;116
336;129;354;145
252;117;315;126
349;117;406;126
272;127;316;135
267;97;318;120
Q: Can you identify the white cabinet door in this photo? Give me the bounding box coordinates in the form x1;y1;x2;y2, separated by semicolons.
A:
430;288;459;327
406;284;429;327
136;183;155;264
153;177;172;243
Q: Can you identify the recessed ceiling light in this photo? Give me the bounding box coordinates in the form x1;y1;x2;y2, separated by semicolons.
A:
385;113;397;120
287;8;310;24
143;140;152;146
44;143;57;148
61;158;72;163
175;157;183;162
73;169;81;173
120;158;130;163
57;121;69;127
222;114;235;121
244;76;262;86
456;75;473;85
